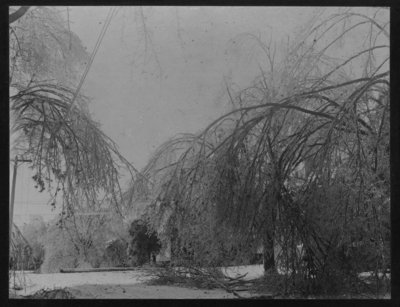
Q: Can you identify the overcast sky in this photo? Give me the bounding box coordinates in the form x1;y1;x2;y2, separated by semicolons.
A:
12;6;376;225
69;6;320;167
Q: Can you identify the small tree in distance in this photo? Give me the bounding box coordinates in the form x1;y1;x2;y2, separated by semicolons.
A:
128;219;161;266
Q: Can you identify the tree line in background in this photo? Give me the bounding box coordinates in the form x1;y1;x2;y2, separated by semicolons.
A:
10;215;160;273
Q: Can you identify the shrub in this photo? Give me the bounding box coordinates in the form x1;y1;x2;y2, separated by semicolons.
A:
127;219;161;266
103;238;128;267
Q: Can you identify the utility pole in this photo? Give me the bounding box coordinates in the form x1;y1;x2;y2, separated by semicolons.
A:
9;156;32;243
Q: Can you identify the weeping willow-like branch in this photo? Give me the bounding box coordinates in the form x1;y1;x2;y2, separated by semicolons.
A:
10;82;140;218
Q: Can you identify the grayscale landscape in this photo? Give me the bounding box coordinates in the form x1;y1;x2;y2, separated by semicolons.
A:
9;6;390;299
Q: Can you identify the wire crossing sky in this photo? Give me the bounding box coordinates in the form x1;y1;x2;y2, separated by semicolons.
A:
66;7;117;116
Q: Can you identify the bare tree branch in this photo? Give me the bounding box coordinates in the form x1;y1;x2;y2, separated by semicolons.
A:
9;6;30;24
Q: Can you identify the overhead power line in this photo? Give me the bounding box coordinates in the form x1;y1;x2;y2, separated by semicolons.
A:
66;7;118;117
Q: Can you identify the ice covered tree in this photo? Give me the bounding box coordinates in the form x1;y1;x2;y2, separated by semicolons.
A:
129;7;389;296
9;6;138;221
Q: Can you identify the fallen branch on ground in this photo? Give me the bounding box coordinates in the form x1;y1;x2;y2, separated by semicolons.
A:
148;265;258;298
60;267;138;273
22;288;75;299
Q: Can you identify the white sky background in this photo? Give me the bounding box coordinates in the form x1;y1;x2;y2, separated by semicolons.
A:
71;6;317;165
11;6;383;226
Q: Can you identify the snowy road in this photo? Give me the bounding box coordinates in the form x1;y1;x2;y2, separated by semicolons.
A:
9;266;264;298
10;265;387;299
10;270;152;296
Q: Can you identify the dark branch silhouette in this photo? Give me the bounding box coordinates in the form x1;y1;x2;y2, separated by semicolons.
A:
9;6;30;24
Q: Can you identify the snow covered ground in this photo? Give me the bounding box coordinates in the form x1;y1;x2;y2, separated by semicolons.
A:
221;264;264;280
9;265;390;299
9;269;244;299
10;270;153;297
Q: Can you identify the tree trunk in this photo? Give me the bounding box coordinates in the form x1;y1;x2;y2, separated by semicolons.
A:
263;231;275;272
170;227;179;262
9;6;30;24
263;201;277;273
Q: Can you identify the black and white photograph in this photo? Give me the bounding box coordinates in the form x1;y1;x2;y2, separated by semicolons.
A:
9;6;390;299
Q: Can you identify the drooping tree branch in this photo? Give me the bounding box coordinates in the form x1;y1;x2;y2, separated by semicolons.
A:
10;82;139;218
9;6;30;24
127;8;389;295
